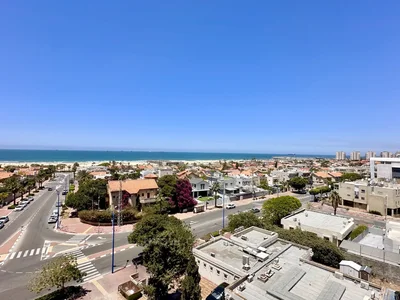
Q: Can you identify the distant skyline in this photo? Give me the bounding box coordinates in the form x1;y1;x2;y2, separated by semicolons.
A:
1;1;400;154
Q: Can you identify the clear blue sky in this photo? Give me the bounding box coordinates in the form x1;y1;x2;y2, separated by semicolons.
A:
1;1;399;154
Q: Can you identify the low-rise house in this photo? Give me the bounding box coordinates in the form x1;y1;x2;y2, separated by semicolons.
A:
281;209;355;246
107;179;158;209
194;226;380;300
0;172;14;183
157;168;174;177
312;171;332;186
144;173;158;180
189;177;210;198
89;171;111;179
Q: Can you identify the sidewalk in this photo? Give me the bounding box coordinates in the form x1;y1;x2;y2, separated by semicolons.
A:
0;229;22;263
80;264;147;300
58;218;134;235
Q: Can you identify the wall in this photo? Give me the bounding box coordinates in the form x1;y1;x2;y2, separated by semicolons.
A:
195;257;237;285
339;265;359;278
377;164;393;180
368;194;385;215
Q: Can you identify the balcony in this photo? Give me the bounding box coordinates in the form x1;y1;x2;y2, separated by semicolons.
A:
140;197;157;204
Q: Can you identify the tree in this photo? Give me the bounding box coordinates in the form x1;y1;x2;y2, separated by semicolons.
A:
47;165;56;178
180;255;202;300
258;178;269;190
28;255;85;294
76;170;93;184
288;177;308;191
4;175;21;205
65;179;107;211
309;188;319;201
18;179;26;200
210;182;220;207
330;190;340;215
174;179;196;211
227;211;263;232
0;192;9;207
72;162;79;178
157;175;177;199
340;173;362;182
128;214;194;299
25;177;36;195
262;196;302;225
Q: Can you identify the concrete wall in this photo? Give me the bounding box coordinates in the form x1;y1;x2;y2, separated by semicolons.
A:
339;264;359;278
195;256;237;285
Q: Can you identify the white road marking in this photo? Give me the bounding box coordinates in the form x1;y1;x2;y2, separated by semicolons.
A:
23;250;29;257
35;248;40;255
16;251;22;258
9;252;16;259
41;247;47;254
29;249;35;256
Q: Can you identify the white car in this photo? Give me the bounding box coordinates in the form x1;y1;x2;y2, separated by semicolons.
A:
14;205;24;211
226;203;236;209
20;201;29;207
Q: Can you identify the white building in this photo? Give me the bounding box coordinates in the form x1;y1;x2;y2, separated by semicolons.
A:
336;151;346;160
381;151;390;158
281;209;355;246
370;157;400;180
365;151;376;160
350;151;361;161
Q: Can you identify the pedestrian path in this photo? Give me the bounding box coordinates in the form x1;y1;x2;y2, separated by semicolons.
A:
65;249;102;282
4;246;48;261
65;234;91;245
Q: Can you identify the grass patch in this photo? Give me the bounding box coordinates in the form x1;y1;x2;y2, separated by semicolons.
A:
349;225;368;240
197;196;213;202
35;286;87;300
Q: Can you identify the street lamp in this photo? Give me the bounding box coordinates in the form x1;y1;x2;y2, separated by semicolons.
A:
111;209;115;273
56;189;60;229
222;182;226;229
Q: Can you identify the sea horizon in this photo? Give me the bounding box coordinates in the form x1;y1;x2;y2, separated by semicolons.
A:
0;149;333;163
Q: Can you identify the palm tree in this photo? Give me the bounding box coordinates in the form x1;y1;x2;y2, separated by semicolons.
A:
210;182;220;207
18;180;26;200
26;177;36;195
4;175;21;205
330;190;340;215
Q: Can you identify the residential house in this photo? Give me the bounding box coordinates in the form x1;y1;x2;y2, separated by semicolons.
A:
328;171;343;182
189;177;210;198
89;171;111;179
107;179;158;209
0;172;14;183
158;168;174;177
144;173;158;180
312;172;332;186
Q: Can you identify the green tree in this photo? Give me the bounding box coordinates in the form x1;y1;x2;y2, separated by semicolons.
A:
36;168;47;188
47;165;56;178
288;177;308;191
258;178;269;190
181;255;202;300
28;255;85;294
72;162;79;178
227;211;263;232
330;190;340;215
25;177;36;195
157;175;177;199
128;214;194;299
210;182;220;206
309;188;319;201
262;196;302;225
340;172;362;182
18;179;26;200
4;175;21;205
76;170;93;184
0;192;9;207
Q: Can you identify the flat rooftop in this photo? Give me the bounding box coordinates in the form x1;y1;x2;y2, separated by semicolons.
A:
231;245;379;300
283;210;354;234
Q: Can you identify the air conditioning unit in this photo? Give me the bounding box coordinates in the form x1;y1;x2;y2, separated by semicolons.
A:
360;281;369;290
238;284;246;291
370;291;375;299
241;235;248;241
247;275;254;282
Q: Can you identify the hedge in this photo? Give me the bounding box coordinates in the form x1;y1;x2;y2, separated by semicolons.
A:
35;286;85;300
349;225;368;240
8;205;16;209
78;209;141;224
264;225;344;268
369;210;382;216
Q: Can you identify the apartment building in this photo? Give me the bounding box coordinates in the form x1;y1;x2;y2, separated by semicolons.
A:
350;151;361;161
338;180;400;216
335;151;346;160
365;151;376;160
381;151;390;158
370;157;400;180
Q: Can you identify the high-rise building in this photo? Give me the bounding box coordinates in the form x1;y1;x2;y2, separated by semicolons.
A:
395;151;400;158
350;151;360;161
335;151;346;160
365;151;376;160
381;151;390;158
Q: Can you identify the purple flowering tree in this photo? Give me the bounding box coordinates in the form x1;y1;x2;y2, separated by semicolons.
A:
175;179;196;211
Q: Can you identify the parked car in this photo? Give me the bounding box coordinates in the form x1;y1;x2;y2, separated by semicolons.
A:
27;196;34;202
53;209;59;216
14;205;24;211
20;201;29;206
206;282;229;300
0;221;4;229
62;190;68;195
48;187;53;191
48;216;58;224
0;216;9;223
251;207;261;213
226;203;236;209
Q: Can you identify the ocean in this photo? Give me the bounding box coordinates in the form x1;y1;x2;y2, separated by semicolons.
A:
0;149;333;163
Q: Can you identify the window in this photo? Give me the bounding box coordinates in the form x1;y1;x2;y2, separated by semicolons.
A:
197;260;200;264
361;189;365;193
361;197;365;200
289;227;294;230
203;263;206;268
210;266;213;271
224;273;228;279
217;270;220;275
200;184;205;189
193;184;197;188
147;193;150;198
324;236;330;241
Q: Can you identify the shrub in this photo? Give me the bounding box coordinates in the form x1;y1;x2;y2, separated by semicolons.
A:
79;208;139;224
349;225;368;240
35;286;85;300
8;205;16;209
369;210;382;216
263;225;344;268
262;196;302;225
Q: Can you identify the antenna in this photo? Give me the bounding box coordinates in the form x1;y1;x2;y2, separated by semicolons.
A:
118;179;122;227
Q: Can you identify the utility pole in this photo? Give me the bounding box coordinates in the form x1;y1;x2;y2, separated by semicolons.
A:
222;182;225;229
111;209;115;273
118;180;122;227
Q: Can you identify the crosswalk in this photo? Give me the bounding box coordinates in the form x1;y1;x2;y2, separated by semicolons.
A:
65;234;91;245
5;247;48;261
65;249;101;282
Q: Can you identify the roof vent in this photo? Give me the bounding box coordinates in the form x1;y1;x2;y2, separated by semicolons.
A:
293;217;297;222
210;252;215;257
305;212;308;217
241;235;248;241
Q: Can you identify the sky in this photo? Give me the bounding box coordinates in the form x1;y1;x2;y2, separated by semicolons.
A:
0;1;399;155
